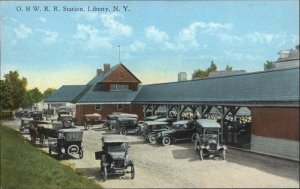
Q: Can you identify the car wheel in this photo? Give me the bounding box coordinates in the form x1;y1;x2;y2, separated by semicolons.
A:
109;124;115;130
120;128;127;135
79;149;84;159
63;121;71;128
199;149;204;161
221;150;226;160
191;133;197;142
131;164;135;179
148;133;156;144
103;166;107;182
162;136;171;146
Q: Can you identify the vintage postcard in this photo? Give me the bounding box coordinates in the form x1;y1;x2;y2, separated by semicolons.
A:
1;0;299;188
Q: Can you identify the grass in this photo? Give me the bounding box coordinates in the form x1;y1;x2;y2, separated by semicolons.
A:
0;124;102;189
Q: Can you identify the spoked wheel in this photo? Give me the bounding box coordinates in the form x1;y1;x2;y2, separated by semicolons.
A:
109;124;115;130
162;136;171;146
199;149;204;161
120;128;127;135
221;150;226;160
102;166;107;182
79;149;84;159
148;133;156;144
130;164;135;179
191;133;197;142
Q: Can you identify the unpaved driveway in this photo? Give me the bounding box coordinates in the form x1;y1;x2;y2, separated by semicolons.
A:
2;120;299;188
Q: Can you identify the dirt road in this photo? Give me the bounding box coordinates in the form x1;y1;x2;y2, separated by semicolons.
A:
3;120;299;188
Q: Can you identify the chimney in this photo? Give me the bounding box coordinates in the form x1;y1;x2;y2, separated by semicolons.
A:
96;69;103;75
104;64;110;74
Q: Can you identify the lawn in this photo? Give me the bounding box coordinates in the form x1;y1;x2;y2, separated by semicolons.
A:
0;124;102;189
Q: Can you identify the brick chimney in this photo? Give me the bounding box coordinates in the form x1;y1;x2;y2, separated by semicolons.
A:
104;64;110;74
96;69;103;75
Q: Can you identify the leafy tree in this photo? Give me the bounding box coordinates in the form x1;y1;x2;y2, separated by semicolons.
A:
225;65;233;71
0;80;13;111
3;71;27;110
43;88;56;99
22;88;43;109
192;60;218;79
264;60;275;70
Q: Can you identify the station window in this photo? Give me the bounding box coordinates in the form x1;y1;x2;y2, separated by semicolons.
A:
117;104;123;110
95;104;102;110
110;83;129;91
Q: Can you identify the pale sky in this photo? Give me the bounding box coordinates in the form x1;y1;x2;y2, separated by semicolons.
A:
1;0;299;91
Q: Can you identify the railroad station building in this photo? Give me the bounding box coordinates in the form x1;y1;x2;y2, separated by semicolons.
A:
45;55;299;161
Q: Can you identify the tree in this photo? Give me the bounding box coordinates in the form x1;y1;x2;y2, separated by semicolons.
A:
43;88;56;99
225;65;233;71
3;71;27;110
22;88;43;109
192;60;218;79
264;60;275;70
0;80;13;111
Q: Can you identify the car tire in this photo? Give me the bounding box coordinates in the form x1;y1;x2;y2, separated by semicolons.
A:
131;164;135;179
120;128;127;135
63;121;71;128
79;149;84;159
103;166;107;182
199;149;204;161
162;136;171;146
191;133;197;142
109;124;115;130
221;150;226;160
148;133;156;144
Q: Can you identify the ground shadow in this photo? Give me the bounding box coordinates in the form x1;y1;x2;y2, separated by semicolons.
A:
226;148;300;182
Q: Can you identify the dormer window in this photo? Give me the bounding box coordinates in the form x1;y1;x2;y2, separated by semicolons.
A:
110;83;129;91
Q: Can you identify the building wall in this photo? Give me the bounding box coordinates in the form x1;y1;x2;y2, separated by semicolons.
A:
251;107;299;141
75;104;144;124
251;107;299;160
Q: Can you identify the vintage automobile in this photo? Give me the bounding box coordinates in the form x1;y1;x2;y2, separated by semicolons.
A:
154;117;177;126
23;111;43;121
144;115;165;121
105;112;138;130
95;135;135;181
57;109;70;121
83;113;102;130
115;117;141;135
194;119;226;160
19;117;34;133
48;128;84;160
60;114;75;128
142;121;170;143
156;120;197;146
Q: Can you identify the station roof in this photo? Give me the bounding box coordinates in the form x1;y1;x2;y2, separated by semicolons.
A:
133;68;299;107
44;85;88;103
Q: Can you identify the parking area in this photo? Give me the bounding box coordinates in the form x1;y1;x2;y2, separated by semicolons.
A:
2;120;299;188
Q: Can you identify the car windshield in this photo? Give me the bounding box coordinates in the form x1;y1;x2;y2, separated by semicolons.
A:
107;143;127;153
204;129;218;140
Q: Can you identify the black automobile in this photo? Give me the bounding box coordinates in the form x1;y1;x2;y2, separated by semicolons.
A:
115;117;141;135
156;120;197;146
57;110;70;121
194;119;226;160
142;121;170;143
60;115;75;128
48;128;84;160
23;111;43;121
144;115;165;121
95;135;134;181
105;113;138;130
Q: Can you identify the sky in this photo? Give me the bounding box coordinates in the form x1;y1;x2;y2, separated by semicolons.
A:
1;0;299;91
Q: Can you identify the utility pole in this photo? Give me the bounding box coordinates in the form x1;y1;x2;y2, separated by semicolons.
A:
118;45;121;63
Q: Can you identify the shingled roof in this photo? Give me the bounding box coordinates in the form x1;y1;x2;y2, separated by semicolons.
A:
44;64;142;104
133;68;299;107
